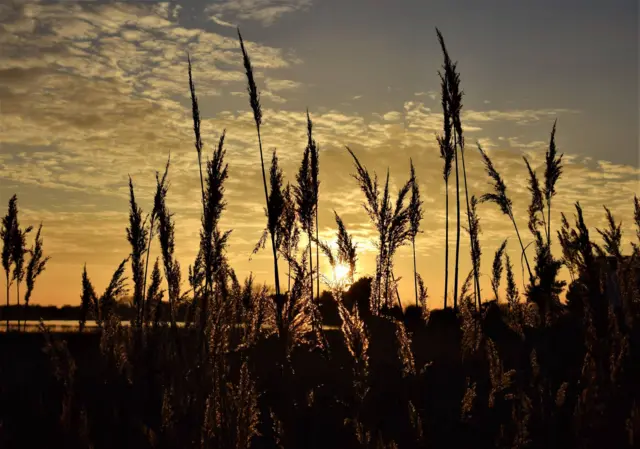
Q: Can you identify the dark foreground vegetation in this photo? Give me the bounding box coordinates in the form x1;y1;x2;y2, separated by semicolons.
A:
1;29;639;449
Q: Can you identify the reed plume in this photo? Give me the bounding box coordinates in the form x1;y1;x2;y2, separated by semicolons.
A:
147;258;165;327
295;141;315;307
415;273;429;322
279;184;300;293
334;211;358;280
238;28;281;298
99;258;129;324
199;132;230;351
1;195;16;329
596;206;622;259
24;223;49;314
79;264;97;332
395;319;416;377
491;240;507;301
126;176;148;330
187;53;205;208
466;195;482;307
153;157;181;348
477;143;534;283
543;120;563;245
523;156;545;238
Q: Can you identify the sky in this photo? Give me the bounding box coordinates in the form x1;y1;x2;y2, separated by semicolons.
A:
0;0;638;308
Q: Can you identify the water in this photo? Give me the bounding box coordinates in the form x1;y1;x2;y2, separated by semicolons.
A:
0;320;340;333
1;320;115;332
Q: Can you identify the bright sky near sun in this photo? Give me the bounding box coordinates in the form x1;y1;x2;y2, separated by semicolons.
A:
0;0;638;308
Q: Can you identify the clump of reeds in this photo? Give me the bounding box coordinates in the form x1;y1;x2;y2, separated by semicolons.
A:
437;28;476;310
347;148;412;313
0;195;43;331
522;141;566;323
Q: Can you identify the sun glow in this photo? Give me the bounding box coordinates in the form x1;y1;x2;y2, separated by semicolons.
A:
333;263;351;286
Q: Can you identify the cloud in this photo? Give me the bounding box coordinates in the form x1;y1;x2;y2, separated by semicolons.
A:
415;90;438;100
265;78;302;91
382;111;403;122
463;108;579;125
206;0;312;27
210;15;236;28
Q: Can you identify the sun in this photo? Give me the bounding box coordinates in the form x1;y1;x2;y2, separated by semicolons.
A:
333;263;351;285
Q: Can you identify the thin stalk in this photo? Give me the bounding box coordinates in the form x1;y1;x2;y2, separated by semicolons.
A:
141;217;154;327
5;274;8;330
444;182;449;308
547;198;552;247
453;133;461;310
460;143;480;306
308;233;314;306
391;271;402;311
257;127;281;298
412;237;418;308
16;282;19;332
509;209;534;282
315;209;320;301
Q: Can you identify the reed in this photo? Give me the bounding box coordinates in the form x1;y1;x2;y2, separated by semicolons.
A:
238;29;281;299
477;143;534;283
408;159;423;307
0;195;16;330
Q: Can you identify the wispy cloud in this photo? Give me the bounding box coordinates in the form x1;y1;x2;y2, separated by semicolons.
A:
415;90;438;100
210;14;236;28
265;78;302;91
206;0;312;26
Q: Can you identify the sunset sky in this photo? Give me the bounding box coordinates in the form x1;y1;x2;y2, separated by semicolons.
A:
0;0;638;308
